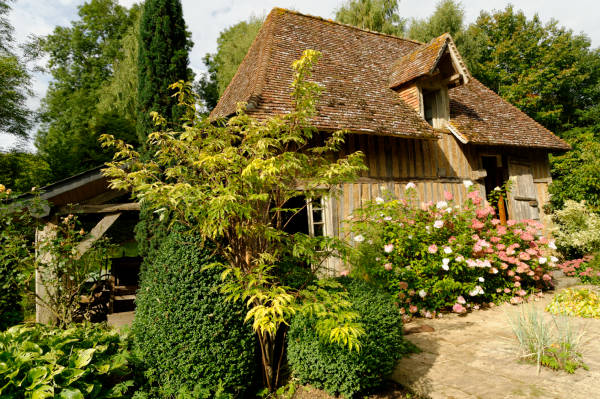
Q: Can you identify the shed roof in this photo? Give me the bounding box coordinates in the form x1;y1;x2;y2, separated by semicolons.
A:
211;8;570;151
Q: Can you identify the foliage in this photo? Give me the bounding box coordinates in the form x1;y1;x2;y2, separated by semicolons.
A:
200;16;263;104
351;183;554;317
546;288;600;319
97;8;141;128
507;304;587;374
555;255;600;285
287;277;410;398
0;185;37;330
0;323;134;398
31;0;138;181
136;0;192;145
550;200;600;258
131;231;256;397
407;0;465;44
0;0;32;138
27;213;114;327
464;5;600;134
0;150;51;194
549;130;600;212
335;0;405;37
102;49;367;391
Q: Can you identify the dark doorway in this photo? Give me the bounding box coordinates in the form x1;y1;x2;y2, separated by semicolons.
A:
482;155;508;215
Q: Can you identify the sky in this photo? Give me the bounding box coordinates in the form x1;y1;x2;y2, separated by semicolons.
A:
2;0;600;151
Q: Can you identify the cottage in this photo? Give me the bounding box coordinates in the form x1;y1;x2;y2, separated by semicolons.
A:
211;8;569;242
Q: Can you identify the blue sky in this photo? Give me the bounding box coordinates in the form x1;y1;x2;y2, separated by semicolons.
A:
2;0;599;151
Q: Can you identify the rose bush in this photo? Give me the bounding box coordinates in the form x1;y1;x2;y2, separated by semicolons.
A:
351;182;555;317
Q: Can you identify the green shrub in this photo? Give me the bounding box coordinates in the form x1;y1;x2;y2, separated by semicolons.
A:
0;323;133;398
351;185;554;316
131;232;256;397
0;260;23;330
550;200;600;258
287;278;409;398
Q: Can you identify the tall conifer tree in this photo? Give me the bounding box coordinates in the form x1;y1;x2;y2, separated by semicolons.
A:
136;0;191;144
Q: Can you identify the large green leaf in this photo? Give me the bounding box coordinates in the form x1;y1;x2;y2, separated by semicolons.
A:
57;388;84;399
58;367;86;385
25;366;49;390
31;385;54;399
73;348;95;369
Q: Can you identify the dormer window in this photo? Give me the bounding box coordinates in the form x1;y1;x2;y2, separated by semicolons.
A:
421;87;449;129
389;33;471;130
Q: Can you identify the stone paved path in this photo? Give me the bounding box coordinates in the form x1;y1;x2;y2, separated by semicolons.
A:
392;276;600;399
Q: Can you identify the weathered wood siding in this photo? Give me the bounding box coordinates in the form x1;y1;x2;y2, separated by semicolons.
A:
331;132;552;240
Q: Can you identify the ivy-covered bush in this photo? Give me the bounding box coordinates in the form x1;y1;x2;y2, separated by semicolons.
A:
0;323;133;398
131;232;256;397
351;182;554;317
287;278;409;398
550;200;600;258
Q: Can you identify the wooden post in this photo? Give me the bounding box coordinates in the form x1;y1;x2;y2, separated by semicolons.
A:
35;221;58;325
498;194;507;225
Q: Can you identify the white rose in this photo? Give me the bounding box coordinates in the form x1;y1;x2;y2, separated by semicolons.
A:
353;234;364;243
375;196;384;204
405;182;416;190
463;180;473;188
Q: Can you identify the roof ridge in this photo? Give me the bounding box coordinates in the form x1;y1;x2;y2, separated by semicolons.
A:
270;7;425;46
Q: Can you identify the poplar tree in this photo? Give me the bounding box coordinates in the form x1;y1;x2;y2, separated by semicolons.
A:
136;0;191;144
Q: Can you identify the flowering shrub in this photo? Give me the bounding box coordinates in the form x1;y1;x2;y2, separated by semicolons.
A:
351;182;555;317
556;254;600;285
550;200;600;258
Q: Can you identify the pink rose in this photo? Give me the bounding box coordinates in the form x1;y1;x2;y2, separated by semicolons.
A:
491;218;501;226
504;288;511;293
428;244;438;254
471;219;485;230
496;225;507;236
507;220;517;226
452;303;466;314
340;270;349;277
444;191;453;201
490;236;501;243
384;263;393;271
518;252;531;261
398;281;409;289
520;232;534;241
409;305;418;313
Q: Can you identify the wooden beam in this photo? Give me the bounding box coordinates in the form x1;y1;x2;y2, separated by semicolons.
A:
57;203;139;215
81;189;129;205
75;212;121;259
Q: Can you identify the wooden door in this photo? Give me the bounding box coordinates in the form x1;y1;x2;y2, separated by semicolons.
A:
507;161;540;220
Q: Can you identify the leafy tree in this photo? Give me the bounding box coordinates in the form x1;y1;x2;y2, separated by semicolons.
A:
97;8;141;128
32;0;138;181
335;0;405;36
549;128;600;212
0;150;52;193
407;0;465;43
464;6;600;134
197;17;263;111
0;0;32;138
136;0;192;144
102;50;367;391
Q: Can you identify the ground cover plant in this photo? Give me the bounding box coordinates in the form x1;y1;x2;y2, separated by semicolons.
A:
101;50;367;392
0;323;133;398
351;182;555;317
507;304;587;374
287;278;411;398
546;288;600;319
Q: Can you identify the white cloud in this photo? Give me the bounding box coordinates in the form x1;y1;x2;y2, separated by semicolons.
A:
2;0;599;151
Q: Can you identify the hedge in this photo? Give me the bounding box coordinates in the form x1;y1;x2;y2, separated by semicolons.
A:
131;231;256;397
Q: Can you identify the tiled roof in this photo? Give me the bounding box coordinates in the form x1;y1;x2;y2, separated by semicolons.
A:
211;8;570;150
388;34;449;89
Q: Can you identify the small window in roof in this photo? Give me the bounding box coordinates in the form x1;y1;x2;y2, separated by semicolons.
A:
422;88;448;129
